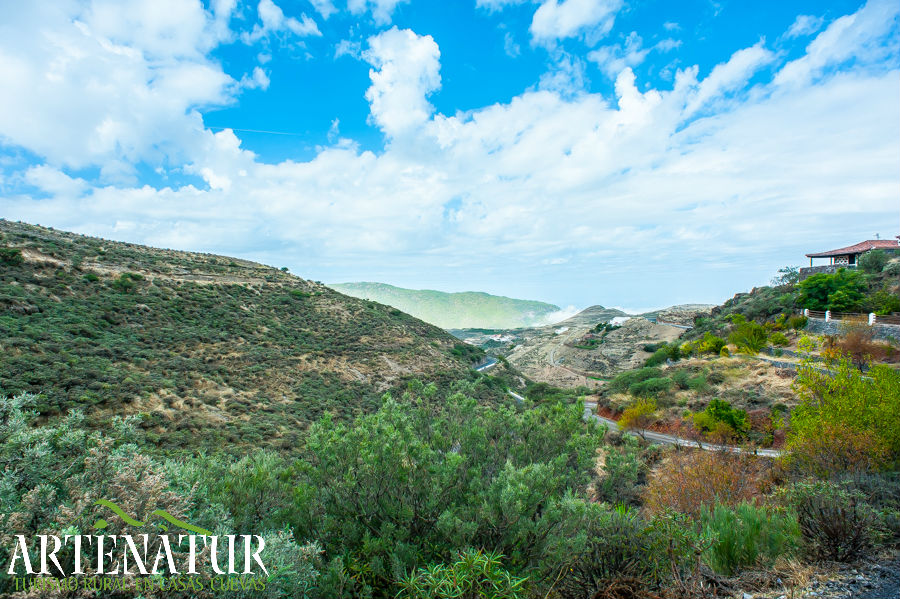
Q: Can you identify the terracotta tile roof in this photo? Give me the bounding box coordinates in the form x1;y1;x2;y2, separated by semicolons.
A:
806;239;900;258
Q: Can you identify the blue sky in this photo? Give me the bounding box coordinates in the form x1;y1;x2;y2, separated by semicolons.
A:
1;0;898;312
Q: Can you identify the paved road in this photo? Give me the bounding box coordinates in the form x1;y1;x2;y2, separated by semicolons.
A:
474;358;498;372
505;391;781;458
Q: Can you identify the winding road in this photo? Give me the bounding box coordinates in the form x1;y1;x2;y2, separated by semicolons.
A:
506;391;782;458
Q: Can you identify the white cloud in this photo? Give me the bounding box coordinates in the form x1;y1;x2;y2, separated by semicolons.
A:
530;0;623;44
589;33;681;79
241;66;271;90
588;31;649;77
347;0;409;25
538;53;588;94
1;2;898;307
0;1;235;181
335;39;362;59
25;165;88;196
363;27;441;138
504;31;521;58
786;14;824;39
308;0;337;19
775;0;899;88
242;0;321;43
685;42;774;114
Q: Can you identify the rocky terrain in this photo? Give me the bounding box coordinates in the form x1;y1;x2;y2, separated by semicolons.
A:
504;308;691;386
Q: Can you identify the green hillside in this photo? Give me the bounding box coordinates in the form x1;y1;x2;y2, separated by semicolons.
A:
0;221;498;452
330;281;561;329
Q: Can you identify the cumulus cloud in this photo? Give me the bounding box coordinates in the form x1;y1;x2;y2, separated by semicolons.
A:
0;1;235;181
530;0;623;44
363;27;441;137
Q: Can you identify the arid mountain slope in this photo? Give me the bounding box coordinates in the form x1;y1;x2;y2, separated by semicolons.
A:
0;221;487;451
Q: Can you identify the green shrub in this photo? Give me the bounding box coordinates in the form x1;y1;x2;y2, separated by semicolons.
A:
787;315;808;330
729;321;768;354
82;272;99;283
629;377;671;398
687;374;708;393
859;249;888;274
553;508;696;597
0;247;24;266
769;332;790;347
397;550;527;599
869;289;900;315
778;480;881;562
798;269;866;311
644;348;667;367
672;370;691;390
700;502;800;576
698;332;726;355
595;436;643;506
719;346;730;358
693;399;749;438
609;367;663;394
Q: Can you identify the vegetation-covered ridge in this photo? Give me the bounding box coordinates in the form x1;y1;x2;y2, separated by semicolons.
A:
0;220;497;451
329;281;561;329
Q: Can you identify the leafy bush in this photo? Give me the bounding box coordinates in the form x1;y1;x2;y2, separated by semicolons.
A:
698;332;726;355
693;399;749;439
729;321;768;354
778;480;880;562
552;507;697;598
791;358;900;469
700;502;799;576
859;249;888;274
798;269;866;311
628;377;671;398
868;288;900;315
619;398;656;432
644;348;668;367
595;436;644;506
608;367;663;394
0;247;24;266
672;370;690;390
644;451;768;517
787;315;808;330
769;332;790;347
397;550;527;599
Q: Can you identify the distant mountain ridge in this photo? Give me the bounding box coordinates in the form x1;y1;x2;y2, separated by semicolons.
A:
329;282;561;329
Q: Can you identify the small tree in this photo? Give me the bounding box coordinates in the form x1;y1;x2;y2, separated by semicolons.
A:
771;265;800;286
618;399;656;436
858;249;888;274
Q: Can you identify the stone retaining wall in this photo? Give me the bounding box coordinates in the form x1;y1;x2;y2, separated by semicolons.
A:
805;317;900;343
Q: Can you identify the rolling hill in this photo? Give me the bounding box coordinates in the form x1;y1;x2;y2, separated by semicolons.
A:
329;281;561;329
0;221;495;452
